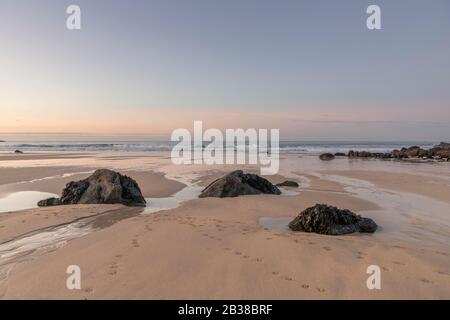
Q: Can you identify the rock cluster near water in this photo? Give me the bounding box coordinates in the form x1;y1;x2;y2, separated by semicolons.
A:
38;169;146;207
347;142;450;162
288;204;378;235
199;170;281;198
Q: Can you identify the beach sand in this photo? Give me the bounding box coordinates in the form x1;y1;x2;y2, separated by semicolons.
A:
0;152;449;299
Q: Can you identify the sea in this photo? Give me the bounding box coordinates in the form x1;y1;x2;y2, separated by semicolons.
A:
0;133;437;155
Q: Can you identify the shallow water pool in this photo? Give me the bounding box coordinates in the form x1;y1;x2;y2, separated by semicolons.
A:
0;191;58;213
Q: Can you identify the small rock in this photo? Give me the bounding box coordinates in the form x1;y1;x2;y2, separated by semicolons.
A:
38;197;62;207
288;204;378;235
319;153;335;161
14;150;23;154
276;180;299;188
334;152;346;157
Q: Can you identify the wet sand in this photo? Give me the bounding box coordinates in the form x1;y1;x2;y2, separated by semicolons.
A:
0;152;449;299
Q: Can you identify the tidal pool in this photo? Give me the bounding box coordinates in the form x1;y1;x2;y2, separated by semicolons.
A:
0;191;58;214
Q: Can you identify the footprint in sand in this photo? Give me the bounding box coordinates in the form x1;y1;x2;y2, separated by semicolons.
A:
322;246;331;251
381;266;389;271
266;237;273;240
145;225;152;231
254;258;263;262
234;251;242;256
284;276;293;281
132;239;140;248
316;287;326;293
420;278;433;284
308;242;315;245
301;284;309;289
393;261;405;266
115;254;123;259
271;271;279;275
243;255;250;259
84;287;93;293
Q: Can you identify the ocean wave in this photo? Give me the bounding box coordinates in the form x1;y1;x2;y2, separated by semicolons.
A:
0;141;435;154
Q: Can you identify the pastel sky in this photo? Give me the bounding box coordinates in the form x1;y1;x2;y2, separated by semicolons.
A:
1;0;449;140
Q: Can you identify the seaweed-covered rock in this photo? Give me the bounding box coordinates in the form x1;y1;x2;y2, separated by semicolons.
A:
199;170;281;198
288;204;377;235
38;169;146;207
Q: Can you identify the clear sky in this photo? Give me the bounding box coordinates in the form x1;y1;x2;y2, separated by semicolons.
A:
1;0;449;140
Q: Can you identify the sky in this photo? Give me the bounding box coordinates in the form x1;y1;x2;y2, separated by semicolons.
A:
1;0;449;141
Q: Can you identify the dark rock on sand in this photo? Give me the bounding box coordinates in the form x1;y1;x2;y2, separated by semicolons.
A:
348;150;374;158
288;204;378;235
199;170;281;198
429;142;450;160
334;152;346;157
319;153;335;161
401;146;428;157
38;169;146;207
14;150;23;154
37;197;62;207
276;180;299;188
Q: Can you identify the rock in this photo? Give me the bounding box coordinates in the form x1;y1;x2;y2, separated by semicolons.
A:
61;180;90;204
276;180;299;188
348;143;450;162
37;197;62;207
0;140;5;142
37;169;146;207
199;170;281;198
334;152;346;157
288;204;378;235
14;150;23;154
391;149;407;159
400;146;428;158
429;142;450;159
348;150;373;158
319;153;335;161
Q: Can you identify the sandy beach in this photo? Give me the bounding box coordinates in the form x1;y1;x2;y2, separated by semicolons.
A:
0;151;448;299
